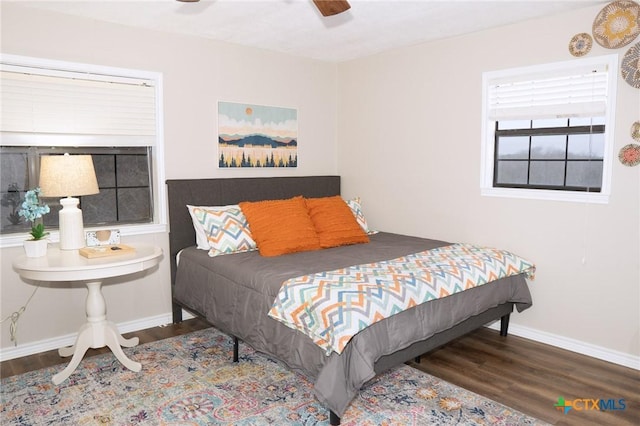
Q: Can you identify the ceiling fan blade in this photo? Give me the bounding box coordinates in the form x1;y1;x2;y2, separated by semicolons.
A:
313;0;351;17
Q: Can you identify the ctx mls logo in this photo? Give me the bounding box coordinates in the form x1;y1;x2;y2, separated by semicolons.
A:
554;396;626;414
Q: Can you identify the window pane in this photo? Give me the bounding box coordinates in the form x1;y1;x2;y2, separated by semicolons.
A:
83;189;117;224
566;161;603;189
117;155;149;187
118;188;151;222
0;151;29;233
93;154;116;187
497;120;531;130
531;135;566;159
530;161;565;186
1;152;28;190
0;188;28;233
567;133;604;159
497;136;529;159
532;118;568;128
496;160;528;185
41;201;60;228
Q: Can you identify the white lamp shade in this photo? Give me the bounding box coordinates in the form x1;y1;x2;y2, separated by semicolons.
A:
39;154;99;197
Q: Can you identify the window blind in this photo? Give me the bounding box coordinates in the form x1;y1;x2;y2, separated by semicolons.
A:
0;68;156;147
487;63;609;120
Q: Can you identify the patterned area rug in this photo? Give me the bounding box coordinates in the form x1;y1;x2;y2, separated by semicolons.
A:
1;328;548;425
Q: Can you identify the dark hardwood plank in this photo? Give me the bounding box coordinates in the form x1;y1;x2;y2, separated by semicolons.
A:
411;327;639;426
2;320;638;425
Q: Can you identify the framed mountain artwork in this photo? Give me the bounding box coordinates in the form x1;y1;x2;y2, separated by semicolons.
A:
218;101;298;168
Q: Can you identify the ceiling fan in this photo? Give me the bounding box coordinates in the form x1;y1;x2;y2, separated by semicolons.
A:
176;0;351;17
312;0;351;16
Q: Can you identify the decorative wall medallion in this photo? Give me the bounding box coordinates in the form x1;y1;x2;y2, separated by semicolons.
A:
619;143;640;166
632;121;640;140
621;42;640;87
569;33;593;56
592;0;640;49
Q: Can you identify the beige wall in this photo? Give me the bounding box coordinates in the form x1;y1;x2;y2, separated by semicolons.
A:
337;5;640;362
0;3;338;356
1;3;638;367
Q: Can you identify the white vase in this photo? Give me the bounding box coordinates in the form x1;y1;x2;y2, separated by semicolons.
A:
23;239;48;258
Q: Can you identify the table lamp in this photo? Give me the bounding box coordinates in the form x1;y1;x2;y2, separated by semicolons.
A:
39;154;99;250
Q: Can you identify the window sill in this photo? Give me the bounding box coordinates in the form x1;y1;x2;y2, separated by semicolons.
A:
0;223;167;249
481;187;609;204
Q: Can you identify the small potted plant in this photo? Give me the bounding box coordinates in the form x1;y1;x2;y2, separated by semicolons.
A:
19;187;50;257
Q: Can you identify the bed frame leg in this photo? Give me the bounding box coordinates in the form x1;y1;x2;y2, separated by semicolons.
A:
414;355;421;363
329;410;340;425
233;336;239;362
500;313;511;336
172;302;183;324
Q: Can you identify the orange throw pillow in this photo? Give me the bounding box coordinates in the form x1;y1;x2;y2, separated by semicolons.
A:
305;196;369;248
239;196;321;257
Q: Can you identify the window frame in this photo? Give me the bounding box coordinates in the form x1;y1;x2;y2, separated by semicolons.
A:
480;54;618;204
0;54;166;247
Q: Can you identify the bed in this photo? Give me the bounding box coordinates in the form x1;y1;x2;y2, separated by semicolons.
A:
167;175;533;425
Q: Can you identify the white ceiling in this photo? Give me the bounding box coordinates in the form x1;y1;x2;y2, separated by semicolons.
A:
13;0;605;62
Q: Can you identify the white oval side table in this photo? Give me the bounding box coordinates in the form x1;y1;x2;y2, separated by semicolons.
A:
12;244;162;385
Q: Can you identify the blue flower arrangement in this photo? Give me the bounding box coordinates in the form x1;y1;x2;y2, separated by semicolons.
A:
18;188;50;240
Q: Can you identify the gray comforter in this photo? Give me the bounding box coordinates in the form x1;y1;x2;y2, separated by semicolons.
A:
174;232;533;417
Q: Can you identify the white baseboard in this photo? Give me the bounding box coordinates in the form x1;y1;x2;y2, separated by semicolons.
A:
487;321;640;371
2;311;637;371
0;309;195;362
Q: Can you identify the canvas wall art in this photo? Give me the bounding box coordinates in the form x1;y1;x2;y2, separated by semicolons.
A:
218;101;298;168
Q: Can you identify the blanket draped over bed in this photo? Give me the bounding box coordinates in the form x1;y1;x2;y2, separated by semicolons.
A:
174;232;533;417
268;243;535;355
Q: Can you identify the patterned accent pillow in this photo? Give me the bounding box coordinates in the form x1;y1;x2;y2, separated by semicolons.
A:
188;204;232;250
345;197;377;235
187;205;256;256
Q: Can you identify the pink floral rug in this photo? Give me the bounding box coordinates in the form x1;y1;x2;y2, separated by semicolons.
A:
1;327;548;425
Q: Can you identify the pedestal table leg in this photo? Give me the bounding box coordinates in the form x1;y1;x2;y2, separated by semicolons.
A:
53;280;141;384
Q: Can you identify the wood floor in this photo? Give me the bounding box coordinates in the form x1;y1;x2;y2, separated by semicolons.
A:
2;318;638;426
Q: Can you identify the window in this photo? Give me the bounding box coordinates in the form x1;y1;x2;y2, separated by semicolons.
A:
0;54;165;246
481;54;618;203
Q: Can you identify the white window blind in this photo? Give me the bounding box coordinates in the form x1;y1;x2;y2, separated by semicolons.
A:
0;67;156;147
487;63;609;120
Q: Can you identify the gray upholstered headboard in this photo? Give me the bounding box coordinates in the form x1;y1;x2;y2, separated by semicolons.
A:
166;175;341;297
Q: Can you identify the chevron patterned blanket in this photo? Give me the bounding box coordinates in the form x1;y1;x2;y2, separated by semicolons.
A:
268;243;535;355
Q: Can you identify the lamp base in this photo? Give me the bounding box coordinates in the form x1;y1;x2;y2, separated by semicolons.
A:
59;197;86;250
